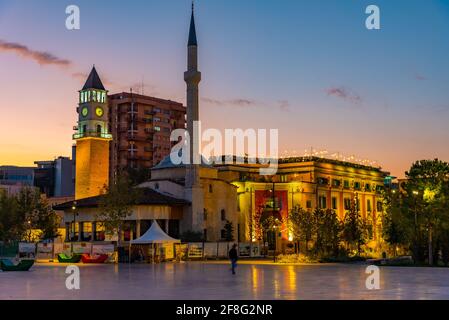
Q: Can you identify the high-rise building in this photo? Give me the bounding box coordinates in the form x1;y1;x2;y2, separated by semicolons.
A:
35;157;74;197
108;92;186;175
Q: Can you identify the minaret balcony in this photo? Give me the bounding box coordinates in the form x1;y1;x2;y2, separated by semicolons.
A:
73;131;113;140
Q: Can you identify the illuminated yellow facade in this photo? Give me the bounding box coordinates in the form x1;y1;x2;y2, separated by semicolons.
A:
75;137;110;200
215;157;390;254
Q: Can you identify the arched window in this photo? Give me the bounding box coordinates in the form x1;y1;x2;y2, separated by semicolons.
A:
97;125;102;134
221;209;226;221
209;184;213;193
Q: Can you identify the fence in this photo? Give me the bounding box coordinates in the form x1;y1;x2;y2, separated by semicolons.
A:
182;242;263;260
0;241;19;258
3;241;263;262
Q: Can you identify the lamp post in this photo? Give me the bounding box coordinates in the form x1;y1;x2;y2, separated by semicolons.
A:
412;190;419;263
71;201;78;243
267;182;276;261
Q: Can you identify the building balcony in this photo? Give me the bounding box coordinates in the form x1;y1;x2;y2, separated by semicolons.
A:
126;134;147;142
73;131;112;140
127;154;150;161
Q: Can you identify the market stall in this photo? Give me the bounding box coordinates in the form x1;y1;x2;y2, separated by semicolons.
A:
129;220;180;263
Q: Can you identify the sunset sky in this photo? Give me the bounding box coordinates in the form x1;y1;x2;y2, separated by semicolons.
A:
0;0;448;178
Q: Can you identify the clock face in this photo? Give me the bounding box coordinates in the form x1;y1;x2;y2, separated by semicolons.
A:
95;107;104;117
81;107;88;117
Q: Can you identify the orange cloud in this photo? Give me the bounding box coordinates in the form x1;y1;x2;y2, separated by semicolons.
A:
0;39;71;67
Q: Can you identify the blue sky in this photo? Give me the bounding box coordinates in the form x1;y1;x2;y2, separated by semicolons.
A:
0;0;448;177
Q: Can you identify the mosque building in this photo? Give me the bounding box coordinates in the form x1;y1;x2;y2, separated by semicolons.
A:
55;6;389;253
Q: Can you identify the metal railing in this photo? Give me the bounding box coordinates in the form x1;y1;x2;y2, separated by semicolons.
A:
73;131;113;139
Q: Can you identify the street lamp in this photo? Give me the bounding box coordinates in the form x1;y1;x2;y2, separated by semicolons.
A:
71;201;78;242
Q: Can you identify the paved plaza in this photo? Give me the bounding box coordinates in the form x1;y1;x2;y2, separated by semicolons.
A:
1;261;449;300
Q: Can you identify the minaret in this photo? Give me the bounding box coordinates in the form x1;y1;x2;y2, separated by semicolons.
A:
74;66;112;200
183;3;204;234
184;2;201;187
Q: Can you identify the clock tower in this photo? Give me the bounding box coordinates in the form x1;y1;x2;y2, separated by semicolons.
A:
73;66;112;200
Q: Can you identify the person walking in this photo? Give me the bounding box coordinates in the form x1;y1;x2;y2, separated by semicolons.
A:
229;244;238;275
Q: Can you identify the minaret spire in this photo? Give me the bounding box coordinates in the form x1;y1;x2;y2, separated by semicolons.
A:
188;1;198;47
184;2;204;234
184;2;201;186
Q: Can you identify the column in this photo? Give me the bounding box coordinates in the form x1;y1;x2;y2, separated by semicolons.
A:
136;220;141;238
92;222;96;242
79;222;83;242
165;219;169;234
65;223;70;242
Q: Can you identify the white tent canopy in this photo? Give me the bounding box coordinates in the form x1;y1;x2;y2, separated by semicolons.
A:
130;220;180;244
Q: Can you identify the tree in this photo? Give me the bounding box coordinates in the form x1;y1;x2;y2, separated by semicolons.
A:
34;197;60;241
321;209;342;257
289;206;315;253
126;167;151;186
16;187;41;241
383;159;449;265
382;189;409;256
0;191;19;242
312;208;342;257
342;199;368;255
97;174;141;247
404;159;449;265
0;188;61;243
223;220;234;241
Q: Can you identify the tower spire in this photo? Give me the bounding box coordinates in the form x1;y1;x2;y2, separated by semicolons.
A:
82;65;105;90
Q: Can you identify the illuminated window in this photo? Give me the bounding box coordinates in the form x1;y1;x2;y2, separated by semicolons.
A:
332;197;337;210
332;179;341;187
154;126;161;132
377;201;383;212
306;200;312;209
344;198;351;210
319;196;327;209
97;91;101;102
92;90;97;101
317;177;328;185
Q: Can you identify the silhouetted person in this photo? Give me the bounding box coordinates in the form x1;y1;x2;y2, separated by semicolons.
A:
229;244;238;275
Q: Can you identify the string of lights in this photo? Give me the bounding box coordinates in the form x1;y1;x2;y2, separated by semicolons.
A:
279;147;381;168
